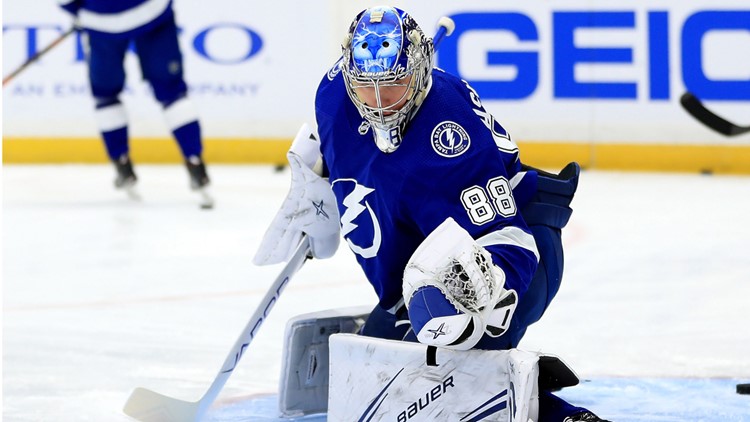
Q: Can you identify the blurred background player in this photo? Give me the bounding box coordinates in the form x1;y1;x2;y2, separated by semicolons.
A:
255;6;608;422
56;0;210;193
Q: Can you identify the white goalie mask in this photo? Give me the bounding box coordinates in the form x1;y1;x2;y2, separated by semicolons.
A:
341;6;434;153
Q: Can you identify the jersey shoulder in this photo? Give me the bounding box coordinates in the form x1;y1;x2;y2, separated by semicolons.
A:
315;59;366;142
412;70;515;160
315;59;348;114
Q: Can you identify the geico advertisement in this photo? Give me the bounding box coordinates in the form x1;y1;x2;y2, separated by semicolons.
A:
2;0;749;144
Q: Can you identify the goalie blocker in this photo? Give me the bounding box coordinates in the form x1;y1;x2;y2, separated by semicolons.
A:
279;308;578;421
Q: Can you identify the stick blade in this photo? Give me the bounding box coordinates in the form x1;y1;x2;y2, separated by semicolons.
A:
680;92;736;136
197;188;215;210
123;387;201;422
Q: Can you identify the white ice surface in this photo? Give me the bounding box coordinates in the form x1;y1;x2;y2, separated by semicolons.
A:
3;165;750;422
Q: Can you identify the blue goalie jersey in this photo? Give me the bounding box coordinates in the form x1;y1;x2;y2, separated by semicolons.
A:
315;66;540;311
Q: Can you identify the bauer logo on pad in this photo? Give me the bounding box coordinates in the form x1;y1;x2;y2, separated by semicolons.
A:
328;334;540;422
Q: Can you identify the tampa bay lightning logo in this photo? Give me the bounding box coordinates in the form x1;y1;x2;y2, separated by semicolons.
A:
358;121;370;135
351;7;404;74
331;178;381;259
431;121;471;157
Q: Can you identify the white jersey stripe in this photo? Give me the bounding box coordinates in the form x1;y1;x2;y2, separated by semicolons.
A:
476;226;540;262
95;103;128;132
78;0;170;34
163;97;198;131
509;171;526;189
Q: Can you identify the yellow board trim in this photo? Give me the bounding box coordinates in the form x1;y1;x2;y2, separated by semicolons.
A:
2;137;292;165
3;137;750;174
517;142;750;174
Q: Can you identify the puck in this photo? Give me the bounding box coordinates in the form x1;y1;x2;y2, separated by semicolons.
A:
200;203;214;210
274;164;286;172
738;383;750;395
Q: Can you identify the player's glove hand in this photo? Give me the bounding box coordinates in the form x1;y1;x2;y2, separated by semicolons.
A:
403;217;517;350
253;124;340;265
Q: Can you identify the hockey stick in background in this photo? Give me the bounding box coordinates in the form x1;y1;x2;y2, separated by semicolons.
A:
3;25;78;87
432;16;456;49
123;16;456;422
123;235;312;422
680;92;750;137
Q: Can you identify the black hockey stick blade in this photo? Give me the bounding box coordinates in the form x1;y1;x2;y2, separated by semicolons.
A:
680;92;750;137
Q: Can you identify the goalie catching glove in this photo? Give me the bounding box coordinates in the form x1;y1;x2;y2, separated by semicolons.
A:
403;217;518;350
253;123;340;265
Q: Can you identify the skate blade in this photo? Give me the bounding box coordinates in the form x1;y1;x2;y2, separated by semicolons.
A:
117;182;142;201
197;188;214;209
126;187;142;201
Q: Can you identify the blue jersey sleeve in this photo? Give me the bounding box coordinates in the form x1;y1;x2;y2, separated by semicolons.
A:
400;73;539;300
402;147;538;300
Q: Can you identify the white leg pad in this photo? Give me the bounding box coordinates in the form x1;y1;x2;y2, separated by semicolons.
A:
163;96;198;131
278;306;371;418
95;103;128;132
328;334;541;422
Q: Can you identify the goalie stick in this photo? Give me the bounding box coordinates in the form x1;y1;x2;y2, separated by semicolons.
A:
680;92;750;137
3;25;78;87
123;235;311;422
123;16;456;422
